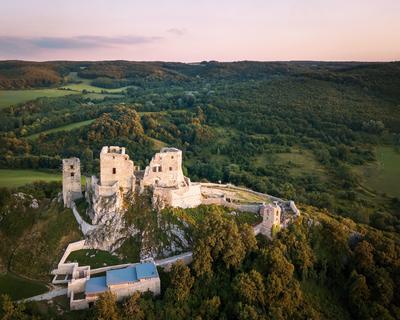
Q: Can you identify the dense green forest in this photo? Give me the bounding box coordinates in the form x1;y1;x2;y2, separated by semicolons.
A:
0;60;399;319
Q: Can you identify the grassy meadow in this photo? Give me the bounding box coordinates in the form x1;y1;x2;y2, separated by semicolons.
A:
0;89;75;109
67;249;124;269
0;169;61;188
0;72;125;110
0;273;48;300
355;146;400;197
26;119;95;140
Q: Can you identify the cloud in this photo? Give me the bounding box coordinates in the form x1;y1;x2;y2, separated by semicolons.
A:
167;28;186;36
0;35;162;54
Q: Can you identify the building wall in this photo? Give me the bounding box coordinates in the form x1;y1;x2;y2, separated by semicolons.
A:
142;148;186;188
70;291;89;310
100;146;135;192
108;277;161;300
62;158;82;208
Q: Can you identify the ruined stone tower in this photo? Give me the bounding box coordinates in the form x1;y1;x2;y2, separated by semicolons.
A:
259;202;281;238
99;146;135;195
142;147;186;188
63;158;83;208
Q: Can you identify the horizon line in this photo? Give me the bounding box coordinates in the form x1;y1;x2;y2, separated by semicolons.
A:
1;59;399;64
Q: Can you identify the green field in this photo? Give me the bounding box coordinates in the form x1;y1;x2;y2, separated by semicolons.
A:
0;89;75;109
355;146;400;197
60;82;130;93
60;73;130;94
67;249;124;269
0;169;61;188
0;273;48;300
276;149;327;177
26;119;95;140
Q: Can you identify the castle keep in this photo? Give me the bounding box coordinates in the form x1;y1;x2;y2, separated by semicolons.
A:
97;146;135;197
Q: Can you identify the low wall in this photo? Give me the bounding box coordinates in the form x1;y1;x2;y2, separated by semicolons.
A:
71;202;96;235
289;200;300;216
58;240;88;267
200;183;284;203
201;197;260;213
155;251;193;271
70;292;89;310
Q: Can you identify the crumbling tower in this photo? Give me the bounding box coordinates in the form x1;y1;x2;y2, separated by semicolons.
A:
259;202;281;238
99;146;135;194
63;158;83;208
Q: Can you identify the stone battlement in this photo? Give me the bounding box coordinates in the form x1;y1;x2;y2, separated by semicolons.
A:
101;146;126;155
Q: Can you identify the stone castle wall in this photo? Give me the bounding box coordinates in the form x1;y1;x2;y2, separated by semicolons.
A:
62;158;82;208
100;146;135;193
142;148;186;188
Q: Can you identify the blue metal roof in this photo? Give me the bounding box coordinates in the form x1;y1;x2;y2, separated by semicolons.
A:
85;276;107;294
106;266;137;286
136;262;158;279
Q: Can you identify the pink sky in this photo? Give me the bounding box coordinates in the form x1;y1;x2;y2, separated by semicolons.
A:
1;0;399;61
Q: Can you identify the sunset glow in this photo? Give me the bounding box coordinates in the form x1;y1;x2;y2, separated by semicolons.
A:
1;0;399;61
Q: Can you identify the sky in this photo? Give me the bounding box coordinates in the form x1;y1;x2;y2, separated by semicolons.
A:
0;0;399;62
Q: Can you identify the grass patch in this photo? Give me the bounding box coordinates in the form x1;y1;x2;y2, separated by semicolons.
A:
26;119;95;140
0;273;48;300
67;249;123;269
354;146;400;198
149;137;167;150
276;149;327;177
115;237;141;262
0;89;75;109
0;169;61;188
61;73;131;94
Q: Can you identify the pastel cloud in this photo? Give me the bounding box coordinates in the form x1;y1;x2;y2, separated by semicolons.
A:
0;35;162;54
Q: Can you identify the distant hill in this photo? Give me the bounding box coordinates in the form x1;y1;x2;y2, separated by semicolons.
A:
1;60;400;98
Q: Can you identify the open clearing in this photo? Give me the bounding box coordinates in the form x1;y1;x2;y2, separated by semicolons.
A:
61;72;131;94
0;169;61;188
276;149;327;178
0;273;48;300
26;119;95;140
0;72;125;109
0;89;75;109
355;146;400;197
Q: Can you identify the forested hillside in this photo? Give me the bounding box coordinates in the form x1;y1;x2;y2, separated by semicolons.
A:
0;60;399;319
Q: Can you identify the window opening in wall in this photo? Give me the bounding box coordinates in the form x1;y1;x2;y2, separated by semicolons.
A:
71;172;74;177
113;168;116;174
70;165;74;169
158;167;162;172
153;167;157;172
169;167;173;171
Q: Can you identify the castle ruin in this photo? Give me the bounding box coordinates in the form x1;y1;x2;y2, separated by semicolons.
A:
259;202;281;237
63;146;202;211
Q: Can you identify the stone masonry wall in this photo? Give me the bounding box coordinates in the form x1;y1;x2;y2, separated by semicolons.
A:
142;148;186;188
100;146;135;192
63;158;82;208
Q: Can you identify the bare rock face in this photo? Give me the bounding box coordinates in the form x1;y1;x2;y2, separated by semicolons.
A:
85;192;138;252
